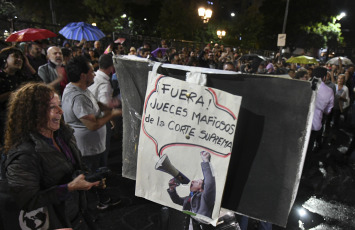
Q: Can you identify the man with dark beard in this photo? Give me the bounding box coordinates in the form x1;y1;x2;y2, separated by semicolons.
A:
26;42;46;74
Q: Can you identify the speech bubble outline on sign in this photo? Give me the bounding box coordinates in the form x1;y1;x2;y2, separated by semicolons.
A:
141;75;242;159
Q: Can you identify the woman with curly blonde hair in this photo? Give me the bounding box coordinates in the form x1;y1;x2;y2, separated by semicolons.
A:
4;82;100;229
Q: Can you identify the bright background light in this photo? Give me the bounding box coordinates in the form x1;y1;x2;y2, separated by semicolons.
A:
231;12;235;17
336;12;346;20
298;208;307;217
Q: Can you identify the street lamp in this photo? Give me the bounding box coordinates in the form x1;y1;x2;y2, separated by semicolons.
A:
336;12;346;21
198;7;212;23
217;30;226;39
3;30;9;38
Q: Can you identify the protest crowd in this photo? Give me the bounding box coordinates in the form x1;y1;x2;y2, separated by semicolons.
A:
0;34;354;230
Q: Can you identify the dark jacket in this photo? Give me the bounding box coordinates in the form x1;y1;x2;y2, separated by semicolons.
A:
197;51;209;68
167;162;216;218
5;124;89;229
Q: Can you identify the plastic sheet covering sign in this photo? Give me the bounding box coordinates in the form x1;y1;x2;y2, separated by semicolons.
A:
135;72;242;225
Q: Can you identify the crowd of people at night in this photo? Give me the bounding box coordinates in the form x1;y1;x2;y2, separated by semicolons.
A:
0;35;354;230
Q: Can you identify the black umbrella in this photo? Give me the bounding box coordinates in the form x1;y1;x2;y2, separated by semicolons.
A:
239;54;266;62
240;54;267;73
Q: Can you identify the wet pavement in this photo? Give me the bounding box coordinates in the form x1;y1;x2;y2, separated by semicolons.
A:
92;118;355;230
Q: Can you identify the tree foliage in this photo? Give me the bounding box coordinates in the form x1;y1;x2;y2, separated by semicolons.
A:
83;0;124;34
157;0;202;41
12;0;52;24
12;0;87;26
227;3;264;49
0;1;16;19
6;0;349;52
259;0;339;51
302;17;344;49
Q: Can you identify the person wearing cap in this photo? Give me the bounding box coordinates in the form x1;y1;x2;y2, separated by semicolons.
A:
128;47;136;56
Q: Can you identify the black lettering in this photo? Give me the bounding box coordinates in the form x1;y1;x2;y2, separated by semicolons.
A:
189;128;195;137
145;114;154;124
192;112;201;124
200;115;207;123
171;88;179;98
187;92;197;103
199;130;207;139
174;123;181;131
224;124;231;133
155;101;163;110
150;98;157;109
229;124;236;134
196;96;204;106
210;133;217;142
168;121;175;130
182;108;188;117
180;125;187;133
208;116;214;125
175;106;181;115
161;84;171;94
220;121;226;131
179;89;187;100
227;142;232;150
162;103;170;112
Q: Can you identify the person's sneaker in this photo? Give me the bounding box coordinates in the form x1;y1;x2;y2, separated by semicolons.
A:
97;197;122;210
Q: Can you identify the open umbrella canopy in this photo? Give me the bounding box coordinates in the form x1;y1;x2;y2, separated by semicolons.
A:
59;22;105;41
239;54;266;62
286;55;318;64
326;57;353;66
5;28;57;42
114;38;126;44
151;48;168;57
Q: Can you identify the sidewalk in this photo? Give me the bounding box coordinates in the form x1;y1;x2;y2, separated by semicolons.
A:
91;119;355;230
86;124;163;230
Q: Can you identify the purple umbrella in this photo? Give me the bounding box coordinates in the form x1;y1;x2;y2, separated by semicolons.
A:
151;48;168;57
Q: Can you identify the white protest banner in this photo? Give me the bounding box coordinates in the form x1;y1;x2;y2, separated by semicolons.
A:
135;73;242;225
